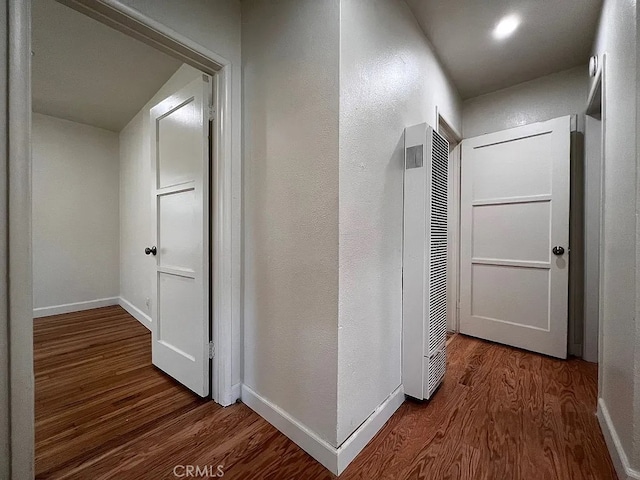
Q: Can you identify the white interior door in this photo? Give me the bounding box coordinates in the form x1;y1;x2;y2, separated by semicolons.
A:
459;116;570;359
149;75;211;396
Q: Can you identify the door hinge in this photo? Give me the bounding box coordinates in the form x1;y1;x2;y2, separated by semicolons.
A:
208;105;215;122
208;341;215;360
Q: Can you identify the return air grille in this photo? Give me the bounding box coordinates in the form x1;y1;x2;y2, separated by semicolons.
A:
426;348;447;397
427;129;449;356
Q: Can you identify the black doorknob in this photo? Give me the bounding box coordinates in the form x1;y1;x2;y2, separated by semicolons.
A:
145;246;157;256
552;246;565;256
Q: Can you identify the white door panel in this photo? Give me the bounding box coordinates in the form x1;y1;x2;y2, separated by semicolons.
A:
471;264;550;330
470;136;553;200
460;116;570;358
150;76;211;396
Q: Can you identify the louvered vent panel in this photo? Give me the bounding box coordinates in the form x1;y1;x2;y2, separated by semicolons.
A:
426;348;446;398
428;130;449;355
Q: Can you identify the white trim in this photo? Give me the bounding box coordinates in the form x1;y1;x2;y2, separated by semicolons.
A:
436;107;462;144
586;62;603;118
9;0;34;477
336;386;405;474
118;297;152;330
211;64;237;406
33;297;119;318
227;383;241;405
57;0;227;73
451;144;462;332
597;54;607;395
241;385;338;473
241;385;404;475
597;398;640;480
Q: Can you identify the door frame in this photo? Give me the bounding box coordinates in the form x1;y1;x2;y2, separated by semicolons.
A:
7;0;239;475
586;54;606;392
436;108;462;332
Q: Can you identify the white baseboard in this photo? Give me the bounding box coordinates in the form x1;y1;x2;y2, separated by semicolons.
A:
33;297;119;318
336;385;404;474
118;297;152;330
597;398;640;480
241;384;404;475
241;384;339;473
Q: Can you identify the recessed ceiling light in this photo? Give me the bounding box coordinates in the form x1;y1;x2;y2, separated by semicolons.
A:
493;15;520;40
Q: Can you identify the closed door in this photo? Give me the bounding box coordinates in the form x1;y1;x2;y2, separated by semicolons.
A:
149;76;211;396
459;116;570;359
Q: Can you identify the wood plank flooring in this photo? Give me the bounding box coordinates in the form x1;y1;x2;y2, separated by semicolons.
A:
35;306;617;479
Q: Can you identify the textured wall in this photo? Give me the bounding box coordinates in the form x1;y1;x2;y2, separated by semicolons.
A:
0;1;7;473
462;66;589;138
636;1;640;467
591;0;638;474
242;0;340;445
338;0;461;445
32;113;120;310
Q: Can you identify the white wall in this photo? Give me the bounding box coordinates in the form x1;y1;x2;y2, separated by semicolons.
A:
242;0;461;461
0;2;8;474
462;66;589;138
590;0;639;477
242;0;340;446
636;3;640;468
117;0;243;388
338;0;461;445
32;113;119;312
119;64;201;323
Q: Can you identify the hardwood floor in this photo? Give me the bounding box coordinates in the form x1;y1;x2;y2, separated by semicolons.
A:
35;306;617;479
34;306;208;478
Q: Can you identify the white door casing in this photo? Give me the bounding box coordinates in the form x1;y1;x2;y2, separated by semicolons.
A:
447;143;461;333
150;75;211;396
459;116;570;359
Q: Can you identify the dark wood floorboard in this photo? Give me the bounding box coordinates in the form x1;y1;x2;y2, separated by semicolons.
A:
35;307;617;479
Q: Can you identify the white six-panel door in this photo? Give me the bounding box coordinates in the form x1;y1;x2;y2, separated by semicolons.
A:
459;116;570;359
149;76;211;396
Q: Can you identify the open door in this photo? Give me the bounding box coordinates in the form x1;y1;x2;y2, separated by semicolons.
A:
148;75;211;396
459;116;570;359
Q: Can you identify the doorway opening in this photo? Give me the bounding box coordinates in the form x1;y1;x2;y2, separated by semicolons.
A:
585;57;604;371
29;0;231;475
437;111;462;333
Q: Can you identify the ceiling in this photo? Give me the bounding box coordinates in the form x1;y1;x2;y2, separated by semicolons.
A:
405;0;603;99
32;0;182;132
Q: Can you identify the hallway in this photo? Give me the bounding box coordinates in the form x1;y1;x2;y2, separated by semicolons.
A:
34;306;615;479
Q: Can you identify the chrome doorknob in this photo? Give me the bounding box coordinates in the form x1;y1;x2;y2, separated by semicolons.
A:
145;246;157;256
552;246;565;256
